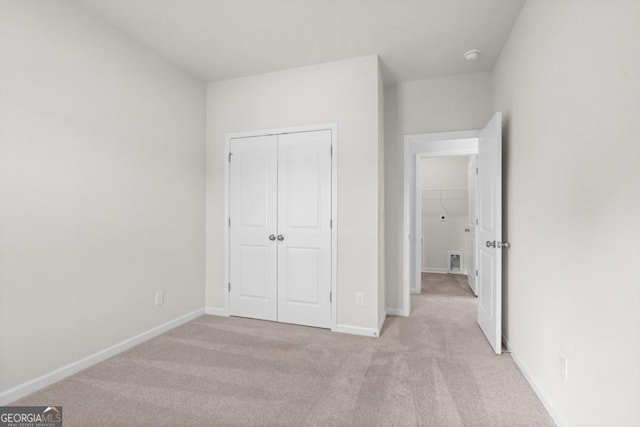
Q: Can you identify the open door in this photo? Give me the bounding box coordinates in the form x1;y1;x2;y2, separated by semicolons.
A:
477;113;503;354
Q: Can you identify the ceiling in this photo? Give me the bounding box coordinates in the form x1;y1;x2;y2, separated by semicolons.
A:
72;0;525;84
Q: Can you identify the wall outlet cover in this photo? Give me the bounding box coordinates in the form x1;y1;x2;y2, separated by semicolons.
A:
558;355;568;382
155;290;165;306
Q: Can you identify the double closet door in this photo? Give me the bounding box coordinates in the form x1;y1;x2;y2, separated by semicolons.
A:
229;130;332;329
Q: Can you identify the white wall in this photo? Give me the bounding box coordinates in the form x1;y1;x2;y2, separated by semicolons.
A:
206;56;383;332
493;1;640;425
385;73;492;310
0;1;206;395
420;157;468;272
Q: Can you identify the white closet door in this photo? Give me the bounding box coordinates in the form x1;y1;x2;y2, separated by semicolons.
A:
276;130;332;328
229;135;278;321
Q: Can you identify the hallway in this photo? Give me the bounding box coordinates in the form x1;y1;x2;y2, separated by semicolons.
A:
397;272;554;425
13;273;553;426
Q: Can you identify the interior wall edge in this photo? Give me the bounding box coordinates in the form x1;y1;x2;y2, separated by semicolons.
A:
503;337;566;427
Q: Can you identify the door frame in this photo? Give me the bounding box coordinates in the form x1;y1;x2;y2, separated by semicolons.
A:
402;130;479;316
467;155;479;296
223;123;338;331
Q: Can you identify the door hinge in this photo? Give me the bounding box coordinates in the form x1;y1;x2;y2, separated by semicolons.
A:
476;167;478;175
330;219;333;229
228;153;233;162
475;269;479;277
330;146;333;156
476;218;479;225
330;292;332;303
228;282;231;292
228;218;231;227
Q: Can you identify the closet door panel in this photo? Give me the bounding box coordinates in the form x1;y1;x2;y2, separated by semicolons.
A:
277;130;332;328
229;135;278;321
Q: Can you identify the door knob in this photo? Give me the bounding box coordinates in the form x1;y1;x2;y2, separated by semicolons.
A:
268;234;276;241
277;234;285;241
486;240;511;249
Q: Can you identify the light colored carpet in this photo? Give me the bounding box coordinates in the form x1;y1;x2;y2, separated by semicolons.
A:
13;273;554;426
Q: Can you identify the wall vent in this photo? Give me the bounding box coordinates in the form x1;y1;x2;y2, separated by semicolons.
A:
448;251;464;273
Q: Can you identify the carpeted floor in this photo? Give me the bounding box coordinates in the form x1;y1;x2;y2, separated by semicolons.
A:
13;273;554;426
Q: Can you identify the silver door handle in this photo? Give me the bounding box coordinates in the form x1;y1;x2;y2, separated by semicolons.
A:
268;234;276;241
487;240;511;249
464;228;470;232
277;234;285;241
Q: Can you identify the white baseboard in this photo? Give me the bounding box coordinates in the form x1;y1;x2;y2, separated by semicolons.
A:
422;267;448;273
205;306;229;316
503;336;566;427
386;307;408;317
335;323;380;338
422;268;467;275
0;308;204;406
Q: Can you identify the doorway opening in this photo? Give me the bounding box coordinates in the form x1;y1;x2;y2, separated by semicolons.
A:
402;113;504;354
417;155;477;296
403;130;478;312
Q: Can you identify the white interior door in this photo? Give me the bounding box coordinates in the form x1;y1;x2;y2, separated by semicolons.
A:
477;113;503;354
276;130;332;328
229;135;278;321
467;156;478;296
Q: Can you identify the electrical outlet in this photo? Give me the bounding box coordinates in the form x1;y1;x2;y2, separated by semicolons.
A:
155;290;164;306
558;355;568;382
355;292;364;306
